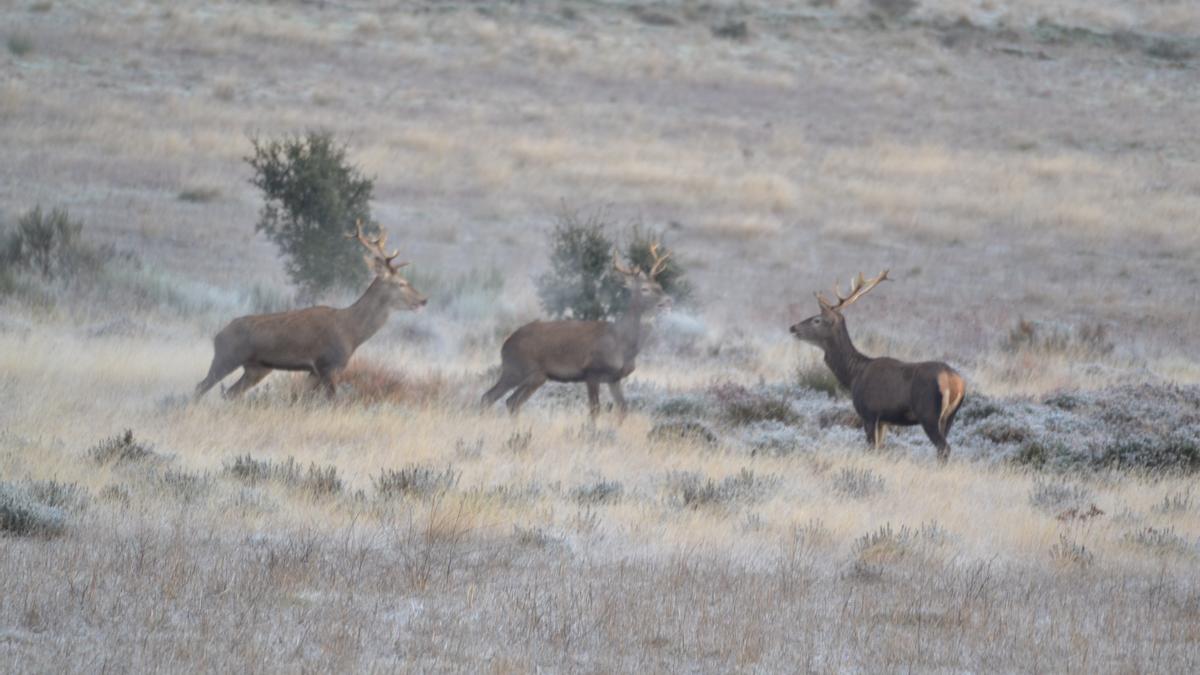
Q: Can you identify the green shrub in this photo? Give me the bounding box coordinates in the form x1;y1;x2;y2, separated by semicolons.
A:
246;131;376;298
536;210;688;320
536;209;625;320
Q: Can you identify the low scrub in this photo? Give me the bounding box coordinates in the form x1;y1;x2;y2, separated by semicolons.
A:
667;468;778;509
0;481;68;538
831;467;886;500
710;383;798;426
87;430;161;466
374;465;460;500
223;455;343;499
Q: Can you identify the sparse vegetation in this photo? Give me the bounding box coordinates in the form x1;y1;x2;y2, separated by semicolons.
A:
0;481;67;537
87;430;160;466
374;465;460;500
831;467;886;499
246;131;376;298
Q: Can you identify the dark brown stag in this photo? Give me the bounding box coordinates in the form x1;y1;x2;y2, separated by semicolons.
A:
789;271;966;462
194;222;426;400
481;244;673;418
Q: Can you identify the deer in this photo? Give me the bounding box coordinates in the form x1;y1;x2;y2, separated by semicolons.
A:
789;271;966;462
481;243;673;419
194;222;426;400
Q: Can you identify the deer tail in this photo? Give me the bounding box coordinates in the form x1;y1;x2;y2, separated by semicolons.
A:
936;370;966;437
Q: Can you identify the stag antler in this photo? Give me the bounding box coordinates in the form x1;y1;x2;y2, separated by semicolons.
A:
348;220;408;272
614;241;672;278
815;270;890;312
647;242;671;279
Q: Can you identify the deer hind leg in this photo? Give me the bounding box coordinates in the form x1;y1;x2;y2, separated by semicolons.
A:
505;373;547;416
482;368;521;408
862;417;881;450
920;418;951;463
607;382;628;422
224;366;271;399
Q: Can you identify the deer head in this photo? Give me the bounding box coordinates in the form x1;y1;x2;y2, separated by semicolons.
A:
613;242;673;312
349;220;427;310
790;270;889;347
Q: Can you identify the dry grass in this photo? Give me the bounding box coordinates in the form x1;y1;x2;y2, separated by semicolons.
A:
3;0;1200;670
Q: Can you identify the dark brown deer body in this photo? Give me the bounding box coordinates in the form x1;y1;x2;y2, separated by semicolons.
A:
790;271;966;462
194;223;426;400
481;246;671;418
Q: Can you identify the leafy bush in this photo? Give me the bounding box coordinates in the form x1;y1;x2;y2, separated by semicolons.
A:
535;209;625;320
1122;526;1194;557
7;33;33;57
87;430;160;466
535;210;687;320
0;481;67;537
246;131;376;298
374;465;460;500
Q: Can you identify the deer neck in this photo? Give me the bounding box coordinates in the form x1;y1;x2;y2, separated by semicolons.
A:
340;277;393;348
614;290;650;357
823;321;871;390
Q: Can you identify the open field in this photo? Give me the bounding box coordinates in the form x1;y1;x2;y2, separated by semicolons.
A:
3;0;1200;671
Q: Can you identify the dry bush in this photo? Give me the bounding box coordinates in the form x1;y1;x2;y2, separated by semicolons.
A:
336;360;454;407
710;383;798;426
87;430;161;466
374;465;460;501
831;467;886;500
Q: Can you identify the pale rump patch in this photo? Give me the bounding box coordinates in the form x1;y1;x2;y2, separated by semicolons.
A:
937;370;966;435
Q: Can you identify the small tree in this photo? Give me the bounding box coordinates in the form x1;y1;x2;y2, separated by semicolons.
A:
536;210;626;320
536;210;689;320
246;131;375;298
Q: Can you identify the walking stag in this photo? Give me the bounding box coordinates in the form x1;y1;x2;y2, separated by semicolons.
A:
195;222;426;400
789;271;966;462
482;244;673;419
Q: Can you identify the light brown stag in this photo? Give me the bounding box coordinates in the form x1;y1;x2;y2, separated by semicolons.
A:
482;244;673;418
194;222;426;400
789;271;966;462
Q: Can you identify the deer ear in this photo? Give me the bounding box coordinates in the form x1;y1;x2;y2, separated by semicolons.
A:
820;304;840;320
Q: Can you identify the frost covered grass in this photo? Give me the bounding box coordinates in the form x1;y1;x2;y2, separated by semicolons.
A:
3;332;1200;671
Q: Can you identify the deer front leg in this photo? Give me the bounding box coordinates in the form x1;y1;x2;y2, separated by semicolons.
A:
607;382;628;422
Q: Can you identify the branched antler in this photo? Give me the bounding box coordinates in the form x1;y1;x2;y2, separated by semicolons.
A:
815;270;890;312
613;241;672;279
647;242;671;279
348;219;408;272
